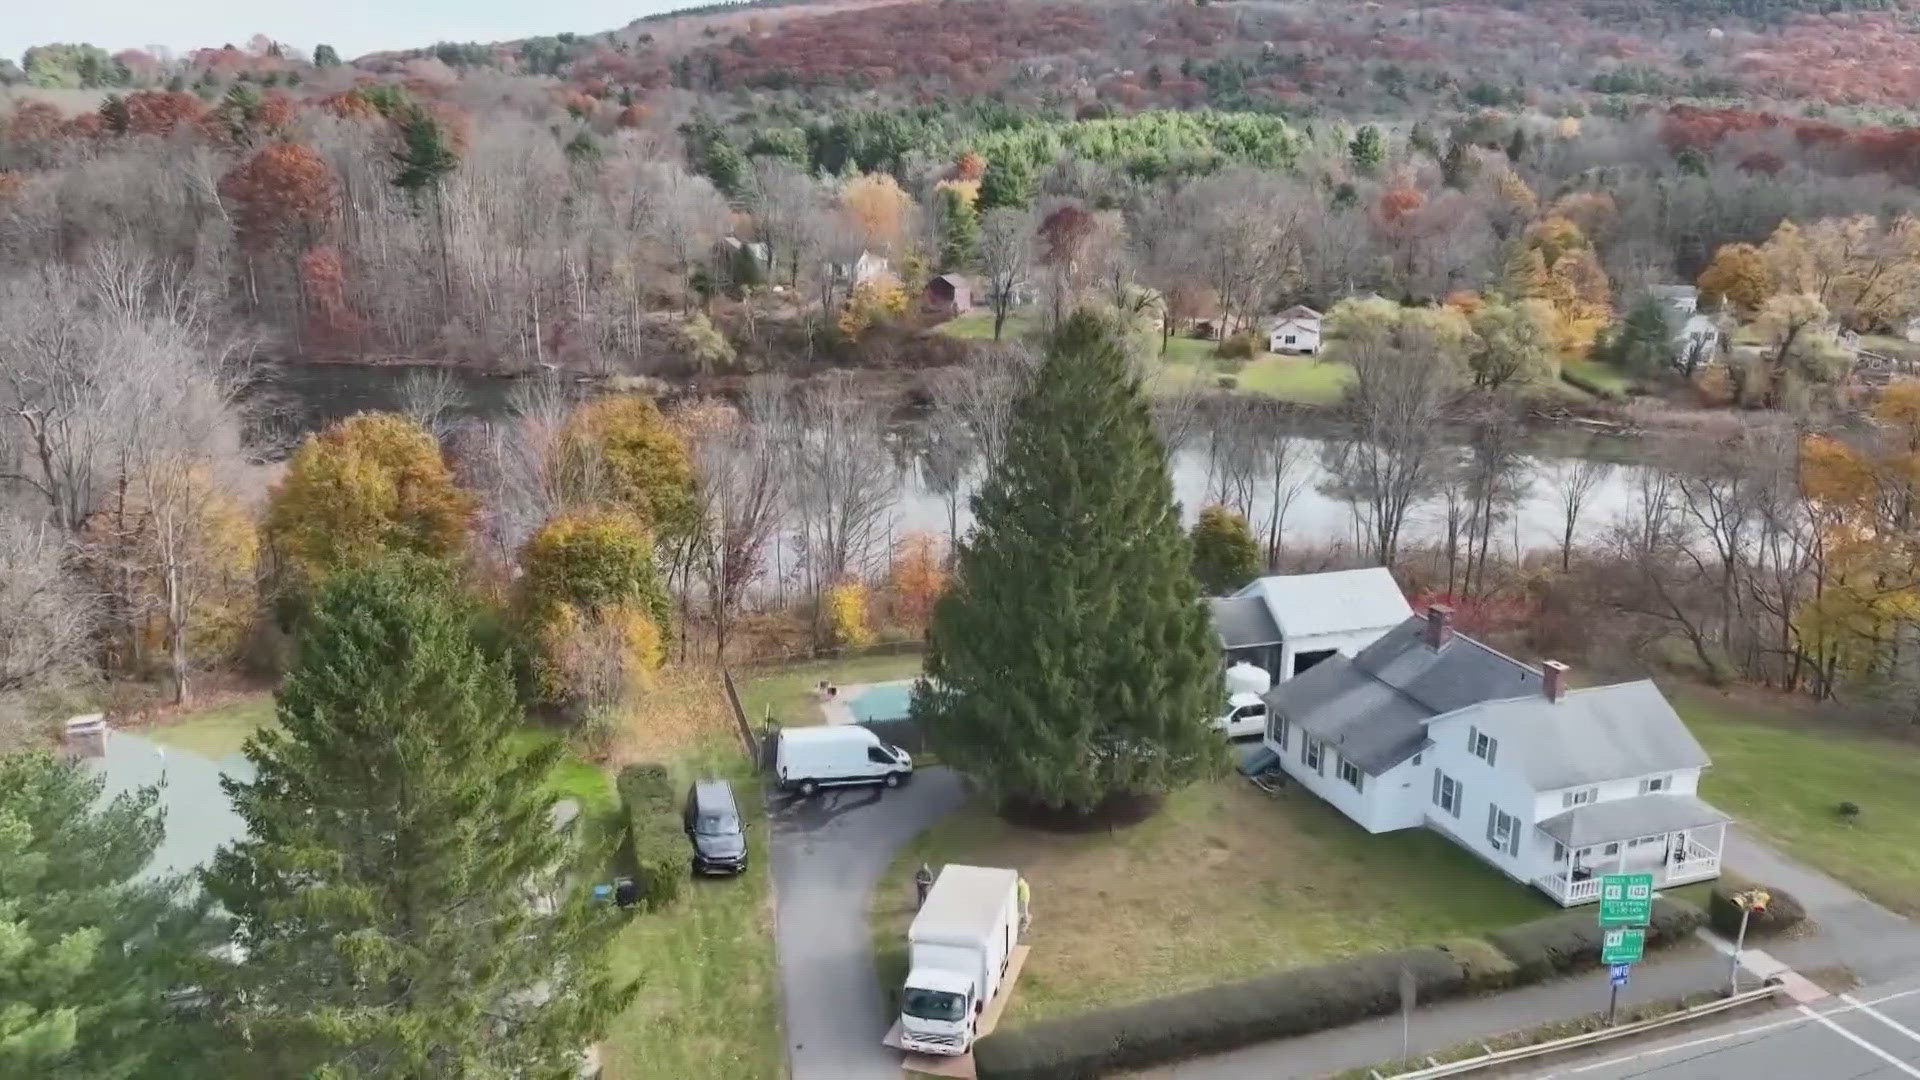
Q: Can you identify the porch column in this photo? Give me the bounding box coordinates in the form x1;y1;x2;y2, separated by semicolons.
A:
1616;843;1627;874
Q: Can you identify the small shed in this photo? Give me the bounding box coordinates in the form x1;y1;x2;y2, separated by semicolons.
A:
1268;305;1323;355
924;273;973;317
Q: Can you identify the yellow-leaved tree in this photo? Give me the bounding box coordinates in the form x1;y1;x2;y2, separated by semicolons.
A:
551;394;697;540
265;412;474;591
517;509;670;712
93;463;259;705
1762;215;1920;332
1696;242;1773;315
840;172;912;255
838;272;909;338
826;580;875;648
1516;215;1612;354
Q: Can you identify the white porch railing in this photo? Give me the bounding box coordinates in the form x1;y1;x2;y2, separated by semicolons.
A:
1537;874;1602;905
1536;848;1723;906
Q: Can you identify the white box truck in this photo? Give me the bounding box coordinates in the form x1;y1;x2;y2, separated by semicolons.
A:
774;725;913;797
898;864;1020;1057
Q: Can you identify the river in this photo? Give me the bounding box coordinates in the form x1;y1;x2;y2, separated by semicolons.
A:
252;363;1654;560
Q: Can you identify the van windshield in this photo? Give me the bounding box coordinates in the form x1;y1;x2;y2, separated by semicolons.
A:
695;813;739;836
902;987;967;1022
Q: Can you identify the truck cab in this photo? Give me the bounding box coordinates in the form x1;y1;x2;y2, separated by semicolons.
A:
898;968;976;1054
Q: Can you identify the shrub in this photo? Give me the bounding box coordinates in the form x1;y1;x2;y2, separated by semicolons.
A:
1707;877;1806;939
1215;331;1258;360
1486;896;1703;981
1216;375;1238;390
616;762;685;910
1836;800;1861;821
973;946;1466;1080
1441;936;1520;992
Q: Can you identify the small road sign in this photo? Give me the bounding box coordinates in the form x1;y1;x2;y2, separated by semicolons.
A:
1610;962;1631;987
1602;927;1646;965
1598;872;1655;927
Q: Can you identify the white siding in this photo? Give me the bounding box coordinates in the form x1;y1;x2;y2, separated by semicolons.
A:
1531;768;1703;822
1268;319;1321;355
1424;715;1554;884
1275;627;1397;683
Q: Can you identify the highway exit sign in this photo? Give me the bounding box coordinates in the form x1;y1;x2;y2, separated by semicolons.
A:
1598;873;1654;927
1602;928;1646;965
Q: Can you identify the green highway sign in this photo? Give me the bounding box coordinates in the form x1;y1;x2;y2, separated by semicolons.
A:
1602;927;1646;965
1598;872;1655;927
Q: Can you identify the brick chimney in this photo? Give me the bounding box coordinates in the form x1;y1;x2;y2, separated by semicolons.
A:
1542;661;1569;703
1424;604;1454;650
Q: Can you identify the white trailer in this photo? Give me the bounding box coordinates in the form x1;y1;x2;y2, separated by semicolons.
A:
897;865;1021;1057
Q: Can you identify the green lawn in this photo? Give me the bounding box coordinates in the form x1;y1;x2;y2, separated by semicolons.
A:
146;693;277;759
1154;351;1355;405
935;310;1036;342
1562;358;1635;397
872;778;1553;1022
1676;685;1920;915
733;651;925;727
601;750;781;1080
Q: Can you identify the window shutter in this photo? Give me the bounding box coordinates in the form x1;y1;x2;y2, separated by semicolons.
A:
1486;804;1498;845
1487;738;1497;767
1468;725;1477;752
1432;768;1442;806
1454;782;1463;818
1509;820;1520;856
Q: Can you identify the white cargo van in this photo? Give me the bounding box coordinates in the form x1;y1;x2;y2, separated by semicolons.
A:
898;865;1020;1057
774;725;912;797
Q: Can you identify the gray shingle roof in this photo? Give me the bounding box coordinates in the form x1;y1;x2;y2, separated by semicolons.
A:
1210;596;1283;648
1537;794;1729;847
1443;680;1712;790
1262;616;1538;774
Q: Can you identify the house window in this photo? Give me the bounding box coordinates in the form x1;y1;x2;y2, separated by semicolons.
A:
1603;842;1620;856
1284;334;1297;345
1338;758;1363;791
1486;806;1519;856
1562;787;1597;809
1432;769;1462;818
1302;739;1324;775
1639;775;1670;795
1411;753;1422;766
1552;841;1566;864
1468;725;1498;765
1270;715;1290;750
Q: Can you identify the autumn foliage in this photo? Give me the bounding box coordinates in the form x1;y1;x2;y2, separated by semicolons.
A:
219;142;340;252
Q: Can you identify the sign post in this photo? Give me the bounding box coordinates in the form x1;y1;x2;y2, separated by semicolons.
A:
1597;873;1653;1026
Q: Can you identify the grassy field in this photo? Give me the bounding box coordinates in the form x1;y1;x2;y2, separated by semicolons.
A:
1562;358;1635;397
872;777;1553;1022
601;750;781;1080
935;310;1036;342
1155;351;1355;405
1677;685;1920;915
733;651;925;727
145;692;277;759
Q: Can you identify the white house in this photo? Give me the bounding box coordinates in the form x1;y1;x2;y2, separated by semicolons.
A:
1208;568;1412;683
828;250;891;288
1649;285;1721;364
1267;305;1323;355
1261;605;1728;905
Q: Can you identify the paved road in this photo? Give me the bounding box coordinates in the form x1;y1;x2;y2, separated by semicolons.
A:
1722;827;1920;986
1540;972;1920;1079
768;767;969;1080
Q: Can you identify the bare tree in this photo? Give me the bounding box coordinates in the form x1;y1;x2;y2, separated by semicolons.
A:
976;208;1036;341
1176;171;1308;336
0;512;94;699
689;384;785;661
399;367;465;439
1459;406;1529;599
1544;455;1614;571
783;374;898;646
920;371;979;545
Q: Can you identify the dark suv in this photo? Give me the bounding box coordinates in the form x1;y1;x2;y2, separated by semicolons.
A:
683;779;748;876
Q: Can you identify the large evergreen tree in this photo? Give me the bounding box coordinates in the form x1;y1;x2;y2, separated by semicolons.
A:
914;312;1224;815
202;558;631;1076
0;752;216;1078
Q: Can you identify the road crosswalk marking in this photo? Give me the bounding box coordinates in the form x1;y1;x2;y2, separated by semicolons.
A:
1798;1004;1920;1078
1842;993;1920;1049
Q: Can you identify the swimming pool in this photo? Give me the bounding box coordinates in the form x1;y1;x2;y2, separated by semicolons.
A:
848;680;916;723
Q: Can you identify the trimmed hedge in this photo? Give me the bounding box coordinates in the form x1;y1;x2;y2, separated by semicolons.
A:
973;896;1709;1080
973;946;1466;1080
1707;877;1806;939
616;763;685;910
1486;896;1705;982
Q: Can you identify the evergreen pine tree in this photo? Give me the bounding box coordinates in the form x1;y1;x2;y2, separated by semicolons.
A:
915;312;1225;816
1612;294;1679;376
936;186;979;271
203;558;632;1076
391;105;459;194
0;752;218;1077
312;43;340;67
1348;124;1386;176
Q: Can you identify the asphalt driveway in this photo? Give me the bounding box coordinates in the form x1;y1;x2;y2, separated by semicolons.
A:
769;766;969;1080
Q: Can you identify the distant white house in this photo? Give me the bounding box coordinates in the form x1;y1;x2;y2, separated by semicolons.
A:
828;250;892;288
1649;285;1721;364
1260;604;1727;906
1267;305;1323;355
1208;567;1412;683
